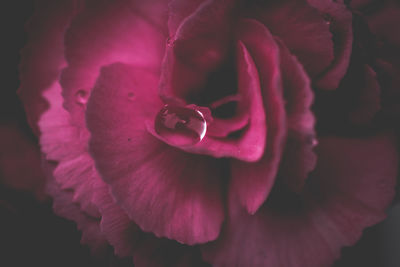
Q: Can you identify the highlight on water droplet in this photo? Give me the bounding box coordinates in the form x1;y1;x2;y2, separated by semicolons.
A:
154;104;207;146
75;89;88;106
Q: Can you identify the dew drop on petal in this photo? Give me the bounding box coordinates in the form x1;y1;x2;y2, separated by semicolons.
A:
155;104;207;146
75;89;88;106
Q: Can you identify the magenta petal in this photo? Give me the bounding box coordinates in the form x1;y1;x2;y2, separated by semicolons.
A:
308;0;354;90
86;63;224;244
92;181;138;257
18;0;79;135
229;19;286;214
275;38;317;192
61;0;167;128
203;134;398;267
39;82;100;218
246;0;334;78
44;163;108;256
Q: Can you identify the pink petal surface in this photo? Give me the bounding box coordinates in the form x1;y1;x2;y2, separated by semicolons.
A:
308;0;354;90
86;63;224;245
61;0;168;129
44;162;108;256
229;19;286;214
18;0;80;135
39;82;100;217
203;133;398;267
275;38;317;192
246;0;334;78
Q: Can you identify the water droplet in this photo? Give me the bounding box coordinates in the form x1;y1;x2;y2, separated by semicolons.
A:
75;89;88;106
155;104;207;146
323;13;334;26
166;37;175;48
306;135;318;146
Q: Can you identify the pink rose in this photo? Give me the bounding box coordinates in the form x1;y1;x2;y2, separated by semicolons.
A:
19;0;399;266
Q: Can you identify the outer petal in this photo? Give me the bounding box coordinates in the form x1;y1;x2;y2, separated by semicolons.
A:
203;133;398;267
275;38;317;192
86;63;224;245
39;82;100;217
229;19;286;214
245;0;334;78
44;163;108;256
18;0;80;135
308;0;353;90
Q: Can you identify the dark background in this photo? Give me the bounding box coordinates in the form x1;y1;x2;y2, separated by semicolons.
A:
1;1;399;266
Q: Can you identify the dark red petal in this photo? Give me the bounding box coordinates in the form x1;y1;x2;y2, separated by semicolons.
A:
308;0;354;90
18;0;80;135
363;0;400;47
246;0;334;78
150;40;267;162
348;65;381;125
39;82;100;217
86;63;224;245
0;124;46;200
61;0;167;129
376;59;400;123
203;134;398;267
229;19;286;214
275;38;317;192
168;0;204;36
44;163;108;256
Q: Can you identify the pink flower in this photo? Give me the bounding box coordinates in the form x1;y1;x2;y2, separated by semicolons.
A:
19;0;399;266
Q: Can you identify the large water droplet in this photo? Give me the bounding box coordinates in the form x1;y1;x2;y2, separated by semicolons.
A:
155;104;207;146
75;89;88;106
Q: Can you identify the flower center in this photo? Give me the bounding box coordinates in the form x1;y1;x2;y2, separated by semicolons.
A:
154;104;207;146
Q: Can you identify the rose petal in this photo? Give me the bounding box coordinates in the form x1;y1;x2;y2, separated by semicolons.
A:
86;63;224;245
44;163;108;256
160;0;238;105
275;38;317;192
39;82;100;217
348;65;381;125
229;19;286;214
245;0;334;78
18;0;80;135
203;133;398;267
61;0;167;128
308;0;353;90
92;181;138;257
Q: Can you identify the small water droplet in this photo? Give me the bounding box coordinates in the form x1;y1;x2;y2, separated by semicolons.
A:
155;104;207;146
166;37;175;48
323;13;334;26
75;89;88;106
128;92;135;100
